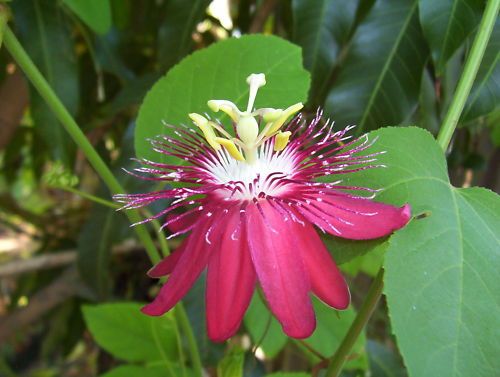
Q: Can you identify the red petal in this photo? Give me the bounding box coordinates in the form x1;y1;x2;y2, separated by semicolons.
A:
141;219;213;316
147;247;184;278
206;207;256;342
304;192;411;240
166;210;199;233
245;201;316;339
295;222;350;309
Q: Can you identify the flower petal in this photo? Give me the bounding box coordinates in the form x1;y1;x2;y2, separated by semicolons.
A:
141;219;213;316
245;201;315;338
304;192;411;240
294;222;350;309
206;207;256;342
147;247;184;278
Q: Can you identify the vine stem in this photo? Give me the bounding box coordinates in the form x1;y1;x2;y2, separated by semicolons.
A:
326;1;499;375
436;0;500;152
3;25;203;377
325;269;384;376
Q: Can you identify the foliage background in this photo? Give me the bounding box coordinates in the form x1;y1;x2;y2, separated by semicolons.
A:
0;0;498;376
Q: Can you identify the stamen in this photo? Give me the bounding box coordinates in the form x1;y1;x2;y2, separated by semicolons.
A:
264;103;304;136
215;137;245;161
189;113;221;151
274;131;291;152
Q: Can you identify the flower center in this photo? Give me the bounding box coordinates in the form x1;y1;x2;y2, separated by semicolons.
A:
205;139;298;200
188;73;303;165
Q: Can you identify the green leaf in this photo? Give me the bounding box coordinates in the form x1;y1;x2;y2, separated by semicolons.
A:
416;68;440;134
77;203;129;299
292;0;359;104
244;293;288;358
217;347;245;377
136;35;310;164
77;124;146;299
100;365;164;377
12;0;79;165
182;274;226;364
366;340;407;377
305;299;367;370
345;127;500;376
157;0;209;70
419;0;483;73
62;0;112;34
100;364;189;377
82;302;177;363
324;0;428;132
266;373;309;377
462;19;500;123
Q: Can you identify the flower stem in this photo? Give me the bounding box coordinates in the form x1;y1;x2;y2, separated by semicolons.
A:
3;24;202;376
326;2;499;376
325;268;384;377
436;0;500;152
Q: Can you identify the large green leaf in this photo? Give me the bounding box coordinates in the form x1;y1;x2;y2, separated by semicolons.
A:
157;0;209;70
62;0;112;34
82;302;177;363
342;127;500;376
324;0;428;132
462;19;500;123
419;0;483;73
292;0;359;105
135;35;310;163
12;0;79;165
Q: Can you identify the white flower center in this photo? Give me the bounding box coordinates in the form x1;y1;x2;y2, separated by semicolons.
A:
203;141;297;200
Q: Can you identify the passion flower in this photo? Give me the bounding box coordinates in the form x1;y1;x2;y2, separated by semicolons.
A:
115;73;411;341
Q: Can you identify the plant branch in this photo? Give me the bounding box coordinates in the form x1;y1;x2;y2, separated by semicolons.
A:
325;269;384;376
436;0;499;152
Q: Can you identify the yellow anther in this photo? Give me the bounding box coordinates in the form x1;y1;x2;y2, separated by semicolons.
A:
262;109;283;122
265;102;304;136
274;131;292;152
207;100;240;122
215;137;245;161
189;113;221;151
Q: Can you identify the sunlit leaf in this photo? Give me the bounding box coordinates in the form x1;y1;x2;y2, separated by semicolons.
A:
82;302;177;363
62;0;112;34
343;127;500;377
136;35;310;164
325;0;428;132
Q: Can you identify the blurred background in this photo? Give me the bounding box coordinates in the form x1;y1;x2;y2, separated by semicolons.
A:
0;0;498;376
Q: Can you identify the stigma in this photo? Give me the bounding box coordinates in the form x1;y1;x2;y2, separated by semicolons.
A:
188;73;303;164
